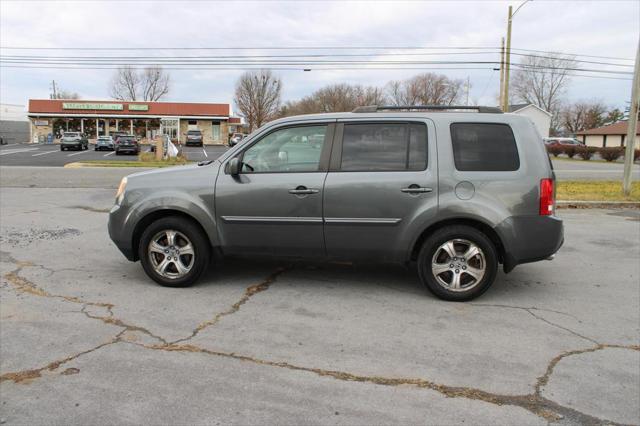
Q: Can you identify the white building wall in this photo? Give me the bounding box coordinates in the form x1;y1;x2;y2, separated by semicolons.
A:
0;104;28;121
512;106;551;137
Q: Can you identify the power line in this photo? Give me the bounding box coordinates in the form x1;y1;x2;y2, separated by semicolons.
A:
0;64;631;81
1;45;634;61
0;51;633;67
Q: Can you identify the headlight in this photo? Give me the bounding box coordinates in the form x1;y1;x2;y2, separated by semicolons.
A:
115;177;127;204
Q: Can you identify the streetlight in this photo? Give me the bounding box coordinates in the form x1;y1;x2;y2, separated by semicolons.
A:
502;0;533;111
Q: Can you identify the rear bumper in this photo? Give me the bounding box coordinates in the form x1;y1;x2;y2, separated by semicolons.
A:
116;146;139;153
495;215;564;273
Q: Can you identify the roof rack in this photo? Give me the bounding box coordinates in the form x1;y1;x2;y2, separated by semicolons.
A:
352;105;503;114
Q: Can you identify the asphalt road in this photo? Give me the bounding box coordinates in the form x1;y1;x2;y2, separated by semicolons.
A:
0;143;229;167
0;168;638;425
1;143;638;181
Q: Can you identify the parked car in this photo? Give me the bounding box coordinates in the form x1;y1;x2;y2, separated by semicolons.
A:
185;130;203;147
108;105;563;301
229;132;246;147
114;135;139;155
543;137;583;147
95;135;115;151
60;132;88;151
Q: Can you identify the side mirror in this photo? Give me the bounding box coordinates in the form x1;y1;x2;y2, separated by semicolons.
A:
228;157;240;176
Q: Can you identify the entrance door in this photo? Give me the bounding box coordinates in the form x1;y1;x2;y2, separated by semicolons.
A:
215;123;334;257
323;120;438;261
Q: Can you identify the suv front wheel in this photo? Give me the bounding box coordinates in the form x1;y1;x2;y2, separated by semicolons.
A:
417;225;498;301
138;216;211;287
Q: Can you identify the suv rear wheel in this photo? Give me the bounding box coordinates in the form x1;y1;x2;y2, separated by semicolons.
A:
417;225;498;301
138;216;211;287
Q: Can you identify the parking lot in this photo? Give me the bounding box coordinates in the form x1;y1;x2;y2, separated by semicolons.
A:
0;167;638;425
0;143;229;167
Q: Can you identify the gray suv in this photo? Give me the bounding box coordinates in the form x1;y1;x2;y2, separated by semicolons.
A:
108;105;563;301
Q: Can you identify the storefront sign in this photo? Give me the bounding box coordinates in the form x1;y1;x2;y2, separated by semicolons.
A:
128;104;149;111
62;103;123;110
34;120;49;126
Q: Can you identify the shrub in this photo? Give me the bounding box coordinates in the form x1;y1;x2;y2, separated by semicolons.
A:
563;145;578;158
546;145;563;157
576;146;594;161
599;147;624;162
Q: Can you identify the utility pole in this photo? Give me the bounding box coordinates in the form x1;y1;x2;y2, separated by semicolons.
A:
499;37;505;110
466;76;470;106
622;38;639;196
50;80;58;99
503;5;513;111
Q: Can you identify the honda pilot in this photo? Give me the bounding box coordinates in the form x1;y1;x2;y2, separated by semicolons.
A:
108;105;563;301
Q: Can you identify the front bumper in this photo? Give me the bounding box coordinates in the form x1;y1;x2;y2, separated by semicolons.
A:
495;215;564;273
108;204;136;261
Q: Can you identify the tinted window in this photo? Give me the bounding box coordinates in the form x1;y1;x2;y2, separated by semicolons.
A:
450;123;519;171
341;123;427;171
241;125;327;173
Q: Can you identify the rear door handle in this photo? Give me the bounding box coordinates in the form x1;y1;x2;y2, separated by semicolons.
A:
401;186;433;194
289;186;319;195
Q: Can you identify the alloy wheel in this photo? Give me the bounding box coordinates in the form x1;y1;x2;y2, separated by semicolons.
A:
431;239;486;292
147;229;195;279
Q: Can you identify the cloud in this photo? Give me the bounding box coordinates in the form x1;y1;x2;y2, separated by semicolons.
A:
1;0;637;108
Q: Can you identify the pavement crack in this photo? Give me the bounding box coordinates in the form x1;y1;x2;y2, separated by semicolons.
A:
469;302;598;344
130;341;639;425
68;205;111;213
170;266;290;345
0;337;121;384
534;343;640;397
81;305;168;345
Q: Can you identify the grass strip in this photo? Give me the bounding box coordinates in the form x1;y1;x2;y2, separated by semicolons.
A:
557;180;640;202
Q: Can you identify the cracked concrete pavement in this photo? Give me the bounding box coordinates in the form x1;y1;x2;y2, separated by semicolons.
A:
0;171;639;425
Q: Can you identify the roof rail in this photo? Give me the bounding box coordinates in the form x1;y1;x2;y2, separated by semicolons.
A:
352;105;503;114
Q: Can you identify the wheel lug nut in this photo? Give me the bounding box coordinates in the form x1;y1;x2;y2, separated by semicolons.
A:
462;266;467;270
455;269;459;273
449;264;454;268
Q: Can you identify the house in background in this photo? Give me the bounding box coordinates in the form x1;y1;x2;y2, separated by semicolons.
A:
575;120;640;148
508;103;552;137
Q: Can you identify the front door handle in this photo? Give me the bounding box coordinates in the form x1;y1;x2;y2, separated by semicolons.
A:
401;185;433;194
289;186;320;195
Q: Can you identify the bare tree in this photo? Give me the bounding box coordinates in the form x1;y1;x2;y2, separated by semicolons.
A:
279;84;387;117
109;66;171;101
234;70;282;131
561;100;608;134
109;66;140;101
141;66;170;101
385;73;463;106
511;55;577;131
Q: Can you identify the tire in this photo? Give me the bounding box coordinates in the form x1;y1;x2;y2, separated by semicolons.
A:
417;225;498;301
60;146;65;151
115;150;120;155
138;216;211;288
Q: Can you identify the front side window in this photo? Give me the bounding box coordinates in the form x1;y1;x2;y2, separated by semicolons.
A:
340;123;427;171
450;123;519;171
241;125;327;173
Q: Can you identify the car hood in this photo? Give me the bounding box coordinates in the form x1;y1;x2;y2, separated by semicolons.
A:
125;161;221;190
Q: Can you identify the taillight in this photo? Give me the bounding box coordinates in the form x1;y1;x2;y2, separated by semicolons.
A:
540;178;554;216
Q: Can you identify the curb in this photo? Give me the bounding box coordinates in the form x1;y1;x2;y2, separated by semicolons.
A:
557;201;640;209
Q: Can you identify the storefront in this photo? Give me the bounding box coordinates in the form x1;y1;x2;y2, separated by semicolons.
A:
28;99;237;145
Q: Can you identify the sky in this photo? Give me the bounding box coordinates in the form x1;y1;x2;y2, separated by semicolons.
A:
0;0;638;115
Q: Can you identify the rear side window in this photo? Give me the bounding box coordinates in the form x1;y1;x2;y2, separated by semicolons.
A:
450;123;519;171
341;123;427;171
